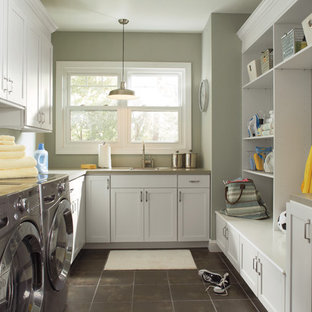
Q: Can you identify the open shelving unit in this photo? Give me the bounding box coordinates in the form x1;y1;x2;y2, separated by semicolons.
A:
238;0;312;231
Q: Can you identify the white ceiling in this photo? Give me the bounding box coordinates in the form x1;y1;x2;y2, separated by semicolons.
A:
41;0;261;33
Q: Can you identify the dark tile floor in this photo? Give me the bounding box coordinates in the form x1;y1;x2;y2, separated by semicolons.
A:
65;249;267;312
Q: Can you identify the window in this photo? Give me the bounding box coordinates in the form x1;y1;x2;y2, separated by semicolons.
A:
56;62;191;154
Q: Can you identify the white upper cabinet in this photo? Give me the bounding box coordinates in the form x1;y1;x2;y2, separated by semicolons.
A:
39;36;53;131
25;22;41;128
0;0;56;131
0;0;8;100
7;0;26;106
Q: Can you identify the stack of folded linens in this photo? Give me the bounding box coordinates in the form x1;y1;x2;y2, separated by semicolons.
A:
0;135;38;179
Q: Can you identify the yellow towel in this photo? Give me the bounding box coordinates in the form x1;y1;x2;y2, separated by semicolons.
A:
0;167;38;179
0;135;15;142
302;146;312;193
0;144;25;152
0;140;15;145
0;156;37;170
0;151;25;159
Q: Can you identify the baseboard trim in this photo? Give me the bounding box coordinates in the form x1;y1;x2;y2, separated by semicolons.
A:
208;240;221;252
84;241;209;249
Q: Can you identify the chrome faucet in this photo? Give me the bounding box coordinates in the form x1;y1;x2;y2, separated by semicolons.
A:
142;142;153;168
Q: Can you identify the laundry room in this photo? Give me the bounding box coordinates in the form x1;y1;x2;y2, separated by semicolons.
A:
0;0;312;311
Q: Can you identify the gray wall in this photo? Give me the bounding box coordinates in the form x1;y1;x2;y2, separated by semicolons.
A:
201;13;248;240
45;32;202;169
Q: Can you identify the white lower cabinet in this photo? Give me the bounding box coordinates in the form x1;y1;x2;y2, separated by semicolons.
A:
69;176;85;263
86;176;110;243
111;188;177;242
111;188;144;242
178;188;209;241
145;188;177;242
287;200;312;312
216;213;240;271
240;236;285;312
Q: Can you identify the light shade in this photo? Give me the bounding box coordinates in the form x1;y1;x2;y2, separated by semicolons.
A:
107;81;137;100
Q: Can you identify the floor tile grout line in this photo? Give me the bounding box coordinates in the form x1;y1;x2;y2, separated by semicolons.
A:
130;271;135;312
87;262;106;312
167;271;176;312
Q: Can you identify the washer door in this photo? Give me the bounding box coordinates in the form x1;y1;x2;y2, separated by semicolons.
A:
0;222;44;312
47;199;73;291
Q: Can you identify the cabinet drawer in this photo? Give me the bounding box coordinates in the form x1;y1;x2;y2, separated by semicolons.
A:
111;175;177;188
178;175;210;188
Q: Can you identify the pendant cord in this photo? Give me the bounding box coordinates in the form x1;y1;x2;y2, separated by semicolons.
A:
122;22;125;82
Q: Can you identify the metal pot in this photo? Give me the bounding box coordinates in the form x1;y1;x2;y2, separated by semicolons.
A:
172;151;184;168
185;151;197;168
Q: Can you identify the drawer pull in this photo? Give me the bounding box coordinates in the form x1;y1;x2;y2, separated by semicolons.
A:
253;257;256;271
146;191;148;202
304;220;311;243
189;180;200;183
140;191;143;202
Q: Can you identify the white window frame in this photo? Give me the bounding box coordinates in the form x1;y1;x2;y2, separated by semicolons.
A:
55;61;192;155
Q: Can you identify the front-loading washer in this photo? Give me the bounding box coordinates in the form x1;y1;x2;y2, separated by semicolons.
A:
39;175;73;312
0;185;45;312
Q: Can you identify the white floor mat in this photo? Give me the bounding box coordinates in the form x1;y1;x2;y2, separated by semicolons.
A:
104;249;197;270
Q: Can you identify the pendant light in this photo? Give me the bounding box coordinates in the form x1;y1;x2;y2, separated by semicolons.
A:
107;19;137;100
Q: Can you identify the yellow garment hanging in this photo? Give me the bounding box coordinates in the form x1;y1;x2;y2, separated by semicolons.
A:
301;146;312;193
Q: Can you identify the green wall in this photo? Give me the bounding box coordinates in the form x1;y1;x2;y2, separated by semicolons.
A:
45;32;202;169
201;13;248;240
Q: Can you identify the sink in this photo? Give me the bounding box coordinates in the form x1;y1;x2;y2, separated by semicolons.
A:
128;167;172;171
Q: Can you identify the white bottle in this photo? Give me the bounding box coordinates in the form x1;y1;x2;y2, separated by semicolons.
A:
34;143;48;174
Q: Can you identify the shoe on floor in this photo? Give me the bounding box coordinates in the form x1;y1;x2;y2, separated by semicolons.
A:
198;269;222;285
213;273;230;295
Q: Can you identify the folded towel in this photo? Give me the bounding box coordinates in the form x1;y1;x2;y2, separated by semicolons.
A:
0;151;25;159
0;167;38;179
0;156;37;170
0;144;25;152
0;135;15;142
0;141;15;145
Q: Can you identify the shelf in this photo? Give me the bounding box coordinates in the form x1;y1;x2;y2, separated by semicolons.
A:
275;45;312;70
243;68;273;89
243;169;274;179
243;135;274;140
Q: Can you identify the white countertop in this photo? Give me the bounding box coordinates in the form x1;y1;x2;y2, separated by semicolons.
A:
216;211;286;273
48;170;86;181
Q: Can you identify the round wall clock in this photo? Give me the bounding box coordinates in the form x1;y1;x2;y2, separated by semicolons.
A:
199;79;209;112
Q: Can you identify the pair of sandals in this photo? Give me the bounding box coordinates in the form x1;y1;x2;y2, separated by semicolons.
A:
198;270;230;296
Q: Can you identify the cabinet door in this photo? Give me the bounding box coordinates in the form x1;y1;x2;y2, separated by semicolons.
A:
111;188;144;242
0;0;8;99
7;0;25;106
216;213;228;253
240;236;258;295
258;254;285;312
39;36;53;130
178;188;209;241
287;201;312;312
86;176;110;243
226;223;240;272
71;176;85;262
25;24;40;128
144;188;177;242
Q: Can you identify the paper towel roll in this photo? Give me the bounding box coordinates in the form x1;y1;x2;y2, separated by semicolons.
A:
98;143;112;168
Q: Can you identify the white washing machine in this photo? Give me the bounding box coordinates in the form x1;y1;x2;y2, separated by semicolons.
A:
0;185;45;311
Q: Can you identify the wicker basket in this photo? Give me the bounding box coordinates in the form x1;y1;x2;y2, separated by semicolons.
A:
281;28;305;60
261;49;273;73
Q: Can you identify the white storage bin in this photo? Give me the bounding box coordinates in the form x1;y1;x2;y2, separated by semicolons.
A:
302;13;312;46
247;59;261;81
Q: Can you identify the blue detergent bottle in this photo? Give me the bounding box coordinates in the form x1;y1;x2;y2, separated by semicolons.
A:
34;143;48;174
